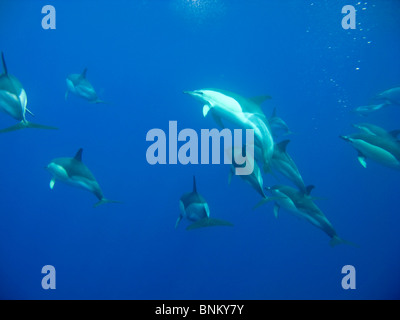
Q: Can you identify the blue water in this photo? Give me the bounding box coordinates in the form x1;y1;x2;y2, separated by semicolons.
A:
1;0;400;300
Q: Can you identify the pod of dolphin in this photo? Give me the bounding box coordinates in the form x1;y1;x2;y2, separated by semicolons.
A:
1;51;399;247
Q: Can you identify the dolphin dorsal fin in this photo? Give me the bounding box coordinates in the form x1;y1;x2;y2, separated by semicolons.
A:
390;130;400;139
271;107;277;118
193;176;197;193
81;68;88;79
276;140;290;152
305;185;315;196
248;95;272;106
1;52;8;75
74;148;83;162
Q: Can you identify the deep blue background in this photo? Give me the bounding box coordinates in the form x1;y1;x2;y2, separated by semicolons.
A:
0;0;400;299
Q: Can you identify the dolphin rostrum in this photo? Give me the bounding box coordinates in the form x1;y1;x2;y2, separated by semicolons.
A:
261;185;354;247
184;88;274;172
46;148;119;207
176;176;233;230
340;132;400;170
271;140;306;193
65;68;105;104
0;52;58;133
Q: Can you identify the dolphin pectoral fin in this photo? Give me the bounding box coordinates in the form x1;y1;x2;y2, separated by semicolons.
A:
49;178;56;190
65;90;69;100
175;215;183;229
228;170;234;185
93;198;122;208
273;203;280;219
1;52;8;75
186;218;233;231
357;153;367;168
248;95;272;106
203;105;211;117
26;108;35;117
253;197;279;210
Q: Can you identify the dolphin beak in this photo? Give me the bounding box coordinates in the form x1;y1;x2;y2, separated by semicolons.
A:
339;135;350;142
183;91;194;95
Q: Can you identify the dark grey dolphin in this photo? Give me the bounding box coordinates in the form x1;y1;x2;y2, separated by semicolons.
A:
46;148;120;207
263;185;354;247
269;107;293;137
271;140;306;193
0;52;58;133
227;146;267;199
65;68;105;104
351;103;388;116
375;86;400;105
176;176;233;230
352;123;400;142
340;132;400;169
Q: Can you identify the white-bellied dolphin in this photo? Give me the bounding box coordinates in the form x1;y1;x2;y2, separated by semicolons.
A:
352;123;400;142
184;88;274;171
351;103;388;116
46;148;120;207
271;140;306;193
340;132;400;169
269;107;293;137
0;52;58;133
260;185;354;247
176;176;233;230
65;68;105;104
375;86;400;105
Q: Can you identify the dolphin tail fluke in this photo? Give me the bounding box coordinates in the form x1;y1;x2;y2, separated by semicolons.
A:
94;99;109;104
0;121;58;133
93;198;122;208
186;218;233;231
330;236;359;248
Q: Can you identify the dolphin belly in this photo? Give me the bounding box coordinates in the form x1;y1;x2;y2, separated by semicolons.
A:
74;84;98;101
185;202;210;222
0;90;24;120
48;163;103;198
352;139;400;168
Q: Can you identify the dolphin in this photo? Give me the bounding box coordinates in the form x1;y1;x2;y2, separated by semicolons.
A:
176;176;233;230
352;123;400;142
0;52;58;133
46;148;120;207
65;68;105;104
375;86;400;105
271;140;306;193
269;107;293;137
184;88;274;171
340;132;400;169
351;103;388;116
262;185;353;247
227;145;267;199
